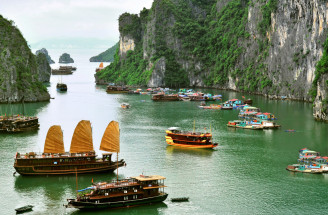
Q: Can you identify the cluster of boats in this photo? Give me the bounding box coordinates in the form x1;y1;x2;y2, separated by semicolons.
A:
14;120;169;211
224;101;280;130
51;66;76;75
286;148;328;174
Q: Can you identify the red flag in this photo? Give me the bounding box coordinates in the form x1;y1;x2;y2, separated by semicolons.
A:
92;178;93;183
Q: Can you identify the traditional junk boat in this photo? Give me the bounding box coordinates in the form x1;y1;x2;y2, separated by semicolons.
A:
0;114;39;133
14;120;125;175
106;85;130;94
67;121;168;210
165;127;218;149
96;62;104;73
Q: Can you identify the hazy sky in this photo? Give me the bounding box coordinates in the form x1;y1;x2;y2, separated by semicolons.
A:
0;0;153;46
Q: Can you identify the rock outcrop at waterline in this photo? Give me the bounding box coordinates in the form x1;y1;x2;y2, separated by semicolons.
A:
0;15;50;103
59;53;74;63
96;0;328;120
36;48;55;64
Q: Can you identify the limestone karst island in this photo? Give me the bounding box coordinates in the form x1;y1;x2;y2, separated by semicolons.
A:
1;0;328;214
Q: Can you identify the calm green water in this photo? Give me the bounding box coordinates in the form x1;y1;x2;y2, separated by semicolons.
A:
1;49;328;215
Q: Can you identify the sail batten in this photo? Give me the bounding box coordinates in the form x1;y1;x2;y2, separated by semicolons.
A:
44;125;65;154
70;120;94;153
100;121;120;152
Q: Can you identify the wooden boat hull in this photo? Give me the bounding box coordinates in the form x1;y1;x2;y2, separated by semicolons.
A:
286;167;325;174
106;90;129;94
15;205;33;213
51;70;73;75
166;136;217;149
67;193;168;210
227;124;263;130
14;161;125;176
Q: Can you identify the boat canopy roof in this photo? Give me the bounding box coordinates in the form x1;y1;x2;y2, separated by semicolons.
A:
70;120;94;153
44;125;65;154
100;121;120;153
131;175;166;181
168;127;180;131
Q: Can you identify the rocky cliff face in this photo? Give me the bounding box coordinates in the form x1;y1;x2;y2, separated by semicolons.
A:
36;48;55;64
96;0;328;120
36;52;51;82
59;53;74;63
0;15;50;103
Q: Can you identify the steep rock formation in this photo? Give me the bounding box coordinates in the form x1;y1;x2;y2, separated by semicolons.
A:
36;48;55;64
313;73;328;121
0;15;50;103
36;52;51;82
59;53;74;63
96;0;328;120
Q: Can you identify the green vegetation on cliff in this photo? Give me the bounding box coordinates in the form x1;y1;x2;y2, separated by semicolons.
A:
310;35;328;100
96;0;278;90
0;15;49;102
89;42;119;62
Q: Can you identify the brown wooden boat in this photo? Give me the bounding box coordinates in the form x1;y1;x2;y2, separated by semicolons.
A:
106;86;129;94
165;127;218;149
14;120;125;175
66;175;168;210
0;115;39;133
151;94;180;101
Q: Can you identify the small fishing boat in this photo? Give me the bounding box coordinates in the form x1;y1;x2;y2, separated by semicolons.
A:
171;197;189;202
165;127;218;149
227;120;263;130
286;164;328;174
221;103;233;110
56;83;67;92
285;129;296;132
15;205;33;213
199;104;221;109
121;103;130;109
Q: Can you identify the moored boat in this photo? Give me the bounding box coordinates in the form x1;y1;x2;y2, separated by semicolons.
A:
165;127;218;149
171;197;189;202
221;103;233;110
56;83;67;92
199;104;221;109
14;120;126;175
15;205;34;213
0;115;39;133
152;93;180;101
106;85;130;94
66;175;168;210
96;62;104;72
227;120;263;130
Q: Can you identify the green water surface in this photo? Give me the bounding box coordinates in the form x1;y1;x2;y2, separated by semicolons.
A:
1;49;328;215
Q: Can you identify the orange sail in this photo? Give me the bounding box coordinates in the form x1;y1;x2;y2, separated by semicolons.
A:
99;62;104;68
44;125;65;154
70;120;94;153
100;121;120;152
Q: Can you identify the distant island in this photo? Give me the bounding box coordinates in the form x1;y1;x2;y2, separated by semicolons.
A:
59;53;74;63
89;42;118;62
36;48;55;64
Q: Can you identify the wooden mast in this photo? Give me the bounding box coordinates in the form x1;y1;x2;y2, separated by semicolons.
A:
193;120;195;133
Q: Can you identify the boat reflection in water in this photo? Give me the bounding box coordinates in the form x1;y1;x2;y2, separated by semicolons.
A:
166;145;215;157
69;202;168;215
